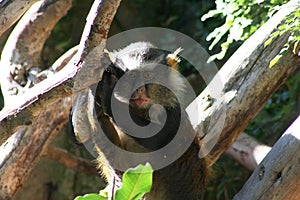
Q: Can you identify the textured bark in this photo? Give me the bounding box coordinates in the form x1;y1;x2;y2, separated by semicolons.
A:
189;1;300;164
11;128;104;200
233;116;300;200
0;0;73;104
0;0;122;145
0;0;40;36
0;0;122;199
0;99;71;199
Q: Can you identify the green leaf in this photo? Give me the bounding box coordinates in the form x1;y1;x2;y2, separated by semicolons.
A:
207;49;227;63
293;40;299;54
99;189;109;198
264;37;273;47
269;54;282;68
278;23;286;31
264;31;279;47
74;193;107;200
207;23;231;50
201;10;222;21
114;163;153;200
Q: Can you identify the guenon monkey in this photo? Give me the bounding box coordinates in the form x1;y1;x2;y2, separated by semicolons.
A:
81;42;210;199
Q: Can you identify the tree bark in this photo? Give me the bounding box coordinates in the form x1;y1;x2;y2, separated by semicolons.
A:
0;98;70;199
0;0;299;198
187;0;300;164
0;0;122;145
233;116;300;200
0;0;40;36
0;0;122;198
0;0;73;104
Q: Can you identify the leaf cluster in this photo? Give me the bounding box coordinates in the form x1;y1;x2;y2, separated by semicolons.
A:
202;0;289;61
265;8;300;67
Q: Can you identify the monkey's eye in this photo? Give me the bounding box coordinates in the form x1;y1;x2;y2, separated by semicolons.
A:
143;71;154;80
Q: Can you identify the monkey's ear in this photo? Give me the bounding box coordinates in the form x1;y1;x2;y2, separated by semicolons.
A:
166;47;183;69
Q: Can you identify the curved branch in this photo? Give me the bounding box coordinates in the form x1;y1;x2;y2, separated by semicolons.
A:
0;0;122;145
0;0;73;104
0;0;39;37
0;0;122;197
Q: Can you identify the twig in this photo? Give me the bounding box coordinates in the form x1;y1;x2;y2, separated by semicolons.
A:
44;145;98;175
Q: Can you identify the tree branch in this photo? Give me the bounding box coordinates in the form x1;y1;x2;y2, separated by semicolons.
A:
187;1;300;165
0;0;73;104
0;0;122;198
233;116;300;200
0;0;122;145
0;98;71;199
225;133;271;171
43;145;98;175
0;0;39;37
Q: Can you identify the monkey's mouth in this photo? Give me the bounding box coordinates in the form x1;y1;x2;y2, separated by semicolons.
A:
130;98;149;107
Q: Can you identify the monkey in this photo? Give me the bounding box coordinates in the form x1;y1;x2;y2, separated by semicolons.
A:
87;42;210;200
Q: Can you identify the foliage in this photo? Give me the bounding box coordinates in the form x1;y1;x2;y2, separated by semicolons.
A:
246;70;300;145
74;163;153;200
204;156;251;200
201;0;289;61
264;9;300;67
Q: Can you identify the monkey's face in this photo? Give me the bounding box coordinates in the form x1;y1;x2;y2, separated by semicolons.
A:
114;64;184;111
106;42;188;119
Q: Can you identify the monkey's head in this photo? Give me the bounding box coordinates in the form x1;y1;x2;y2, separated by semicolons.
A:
105;42;187;119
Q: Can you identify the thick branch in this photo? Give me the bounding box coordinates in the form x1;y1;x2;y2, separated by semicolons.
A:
233;116;300;200
0;0;39;37
44;146;98;175
186;73;272;171
188;1;300;164
0;0;72;104
225;133;271;171
0;98;71;199
0;0;122;145
0;1;121;197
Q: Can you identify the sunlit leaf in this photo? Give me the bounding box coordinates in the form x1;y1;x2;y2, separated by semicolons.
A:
114;163;153;200
293;40;299;54
264;31;279;47
74;193;107;200
201;10;222;21
207;23;231;50
269;54;282;68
